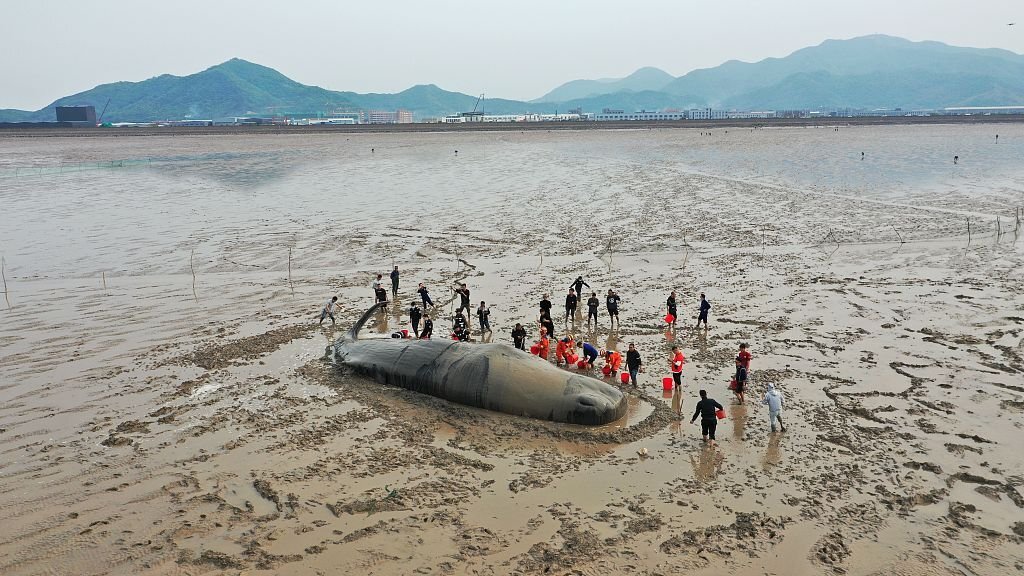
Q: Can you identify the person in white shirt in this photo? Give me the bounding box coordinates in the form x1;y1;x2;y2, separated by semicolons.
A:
763;383;786;432
320;296;338;325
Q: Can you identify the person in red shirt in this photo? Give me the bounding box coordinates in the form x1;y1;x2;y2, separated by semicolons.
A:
536;328;551;360
735;342;752;404
670;346;686;389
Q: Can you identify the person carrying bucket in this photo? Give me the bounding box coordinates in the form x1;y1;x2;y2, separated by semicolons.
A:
604;349;623;376
666;291;678;325
734;343;752;404
626;343;643;387
536;327;551;360
555;336;574;366
580;341;599;366
670;346;686;389
690;389;725;446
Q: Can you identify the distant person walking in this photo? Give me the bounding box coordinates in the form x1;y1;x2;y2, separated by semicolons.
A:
764;383;786;432
670;345;686;389
691;389;725;446
626;343;642;387
420;315;433;339
697;293;711;329
477;301;491;333
666;291;678;325
390;266;400;298
512;323;527;351
320;296;338;325
565;289;578;322
587;292;600;326
409;301;422;338
418;283;434;309
570;276;590;301
606;289;621;327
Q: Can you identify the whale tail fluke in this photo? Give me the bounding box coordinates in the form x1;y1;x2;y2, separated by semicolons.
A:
345;302;388;342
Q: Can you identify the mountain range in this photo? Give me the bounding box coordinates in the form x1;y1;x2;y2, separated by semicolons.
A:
2;35;1023;123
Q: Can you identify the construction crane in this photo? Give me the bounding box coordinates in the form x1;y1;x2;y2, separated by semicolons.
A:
460;93;485;121
97;98;111;126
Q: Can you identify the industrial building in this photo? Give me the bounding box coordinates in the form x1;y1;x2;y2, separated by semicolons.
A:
55;105;97;126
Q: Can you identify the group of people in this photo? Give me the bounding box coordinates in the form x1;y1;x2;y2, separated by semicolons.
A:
320;269;787;440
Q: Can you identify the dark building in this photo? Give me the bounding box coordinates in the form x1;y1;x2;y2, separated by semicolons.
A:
55;106;97;126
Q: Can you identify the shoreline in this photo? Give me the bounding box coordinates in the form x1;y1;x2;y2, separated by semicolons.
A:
2;113;1024;138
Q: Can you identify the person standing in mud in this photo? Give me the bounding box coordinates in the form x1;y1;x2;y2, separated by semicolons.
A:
764;383;786;432
606;289;621;327
667;291;678;325
320;296;338;326
691;389;725;446
539;311;556;345
670;345;686;389
734;343;752;404
372;274;387;303
408;301;423;338
477;301;491;333
570;276;590;301
511;323;527;350
390;266;400;299
417;283;433;309
626;343;642;387
454;283;471;318
420;314;433;339
697;292;711;329
586;292;600;326
452;311;470;341
565;289;578;322
539;293;552;318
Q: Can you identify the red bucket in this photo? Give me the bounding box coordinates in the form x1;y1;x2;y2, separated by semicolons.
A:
530;345;539;355
401;329;409;338
716;408;727;420
619;372;630;384
665;313;675;324
577;360;587;369
602;365;612;376
568;354;578;364
662;377;673;391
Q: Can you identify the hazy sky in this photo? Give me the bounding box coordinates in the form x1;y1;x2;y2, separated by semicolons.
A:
1;0;1022;110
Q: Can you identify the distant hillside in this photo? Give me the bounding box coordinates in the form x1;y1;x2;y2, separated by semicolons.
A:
0;60;550;123
536;67;675;103
3;36;1024;123
664;35;1024;109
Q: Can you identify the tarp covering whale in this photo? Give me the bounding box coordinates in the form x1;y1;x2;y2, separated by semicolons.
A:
330;303;627;425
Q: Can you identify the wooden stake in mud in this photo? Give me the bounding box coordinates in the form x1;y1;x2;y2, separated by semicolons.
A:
190;249;198;302
102;271;107;291
1;256;10;309
892;225;905;245
288;247;292;285
966;218;972;246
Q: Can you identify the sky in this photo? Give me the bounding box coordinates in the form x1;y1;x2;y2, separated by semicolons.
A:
1;0;1022;110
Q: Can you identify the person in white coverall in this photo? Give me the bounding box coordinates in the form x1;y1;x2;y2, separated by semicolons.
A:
764;383;786;432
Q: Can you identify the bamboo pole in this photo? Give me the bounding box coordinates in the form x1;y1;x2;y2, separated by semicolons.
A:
190;249;198;302
966;218;971;246
1;256;9;309
892;225;905;245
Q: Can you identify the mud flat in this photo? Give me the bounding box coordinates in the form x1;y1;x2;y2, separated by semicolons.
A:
1;125;1022;575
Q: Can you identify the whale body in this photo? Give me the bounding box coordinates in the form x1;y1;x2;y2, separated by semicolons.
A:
330;303;627;425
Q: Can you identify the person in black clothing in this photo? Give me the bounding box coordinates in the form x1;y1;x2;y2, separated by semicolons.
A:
667;291;678;324
511;323;527;350
690;389;725;445
454;283;471;317
587;292;600;326
626;343;642;387
477;301;491;333
390;266;400;298
570;276;590;301
565;289;578;322
697;292;711;328
417;283;433;309
421;315;433;339
539;294;552;317
539;311;556;344
606;289;621;326
409;301;422;338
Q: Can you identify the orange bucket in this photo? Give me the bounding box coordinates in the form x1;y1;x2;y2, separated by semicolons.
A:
662;377;673;391
619;372;630;384
577;360;587;369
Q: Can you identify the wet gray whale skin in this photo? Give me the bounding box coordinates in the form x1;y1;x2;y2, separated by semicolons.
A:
331;303;627;425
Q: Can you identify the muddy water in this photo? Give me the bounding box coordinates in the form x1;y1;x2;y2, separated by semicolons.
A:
1;126;1022;575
